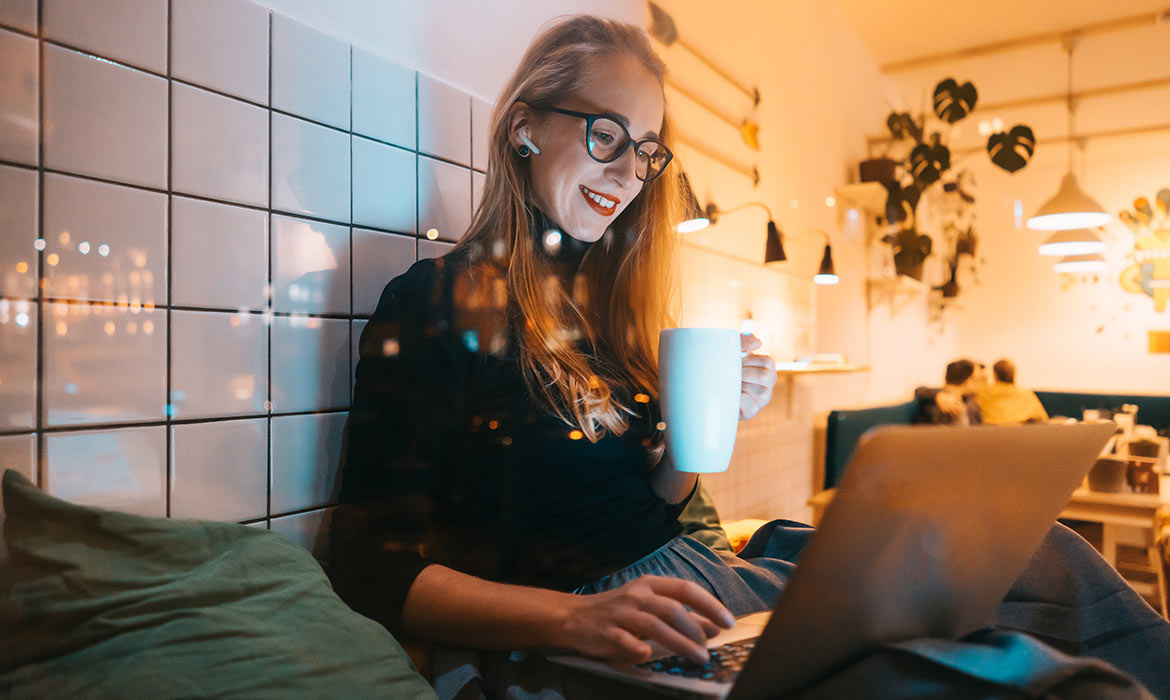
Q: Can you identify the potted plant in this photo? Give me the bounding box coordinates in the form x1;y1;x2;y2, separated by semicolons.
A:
869;78;1035;281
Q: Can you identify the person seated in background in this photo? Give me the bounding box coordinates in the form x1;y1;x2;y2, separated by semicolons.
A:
915;359;983;425
978;359;1049;425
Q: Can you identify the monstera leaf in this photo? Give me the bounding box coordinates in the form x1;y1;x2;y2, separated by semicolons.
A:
909;142;950;187
883;180;920;225
987;125;1035;173
886;111;920;142
933;78;978;123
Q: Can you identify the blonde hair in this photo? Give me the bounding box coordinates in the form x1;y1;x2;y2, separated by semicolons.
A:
449;15;681;459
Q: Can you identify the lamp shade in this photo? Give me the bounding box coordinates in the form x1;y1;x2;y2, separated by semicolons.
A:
813;244;838;285
764;221;787;263
1053;253;1106;273
1037;229;1105;256
1026;173;1112;230
676;172;711;233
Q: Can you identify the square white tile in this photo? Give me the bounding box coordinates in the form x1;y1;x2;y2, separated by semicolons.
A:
43;44;168;189
419;156;472;242
418;239;455;260
352;136;416;233
171;418;267;521
418;73;471;166
270;12;349;129
171;0;269;104
43;0;167;73
42;304;167;426
0;302;36;430
0;433;35;485
352;46;415;149
44;426;167;517
0;28;37;165
351;319;367;393
170;310;267;419
471;96;493;171
171;82;268;207
271;214;350;315
42;173;167;305
270;411;345;513
0;0;37;34
270;316;349;413
271;113;351;223
0;165;38;299
472;170;486;220
171;196;268;311
270;507;332;559
351;229;415;316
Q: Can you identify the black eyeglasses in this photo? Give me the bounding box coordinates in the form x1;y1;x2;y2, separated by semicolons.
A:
532;105;673;183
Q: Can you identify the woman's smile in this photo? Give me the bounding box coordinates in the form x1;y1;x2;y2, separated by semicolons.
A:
579;184;620;216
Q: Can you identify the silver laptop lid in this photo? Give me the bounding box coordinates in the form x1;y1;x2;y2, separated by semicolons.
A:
729;422;1116;700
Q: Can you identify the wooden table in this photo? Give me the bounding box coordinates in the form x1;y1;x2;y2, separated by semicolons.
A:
806;486;1169;617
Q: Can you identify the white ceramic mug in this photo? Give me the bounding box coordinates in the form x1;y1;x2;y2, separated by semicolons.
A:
658;328;742;473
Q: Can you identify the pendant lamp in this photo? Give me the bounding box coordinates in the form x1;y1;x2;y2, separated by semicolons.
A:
1037;229;1105;256
1026;36;1111;232
1053;253;1106;273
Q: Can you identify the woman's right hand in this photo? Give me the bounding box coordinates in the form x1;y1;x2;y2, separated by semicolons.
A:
558;575;736;667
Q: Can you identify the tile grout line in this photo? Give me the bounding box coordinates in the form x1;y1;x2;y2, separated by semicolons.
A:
34;0;44;489
165;0;173;519
266;9;273;530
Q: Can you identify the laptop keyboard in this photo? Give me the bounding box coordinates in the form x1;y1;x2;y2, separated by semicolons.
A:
636;638;755;683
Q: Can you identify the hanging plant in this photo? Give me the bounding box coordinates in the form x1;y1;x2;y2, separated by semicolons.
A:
932;79;979;123
863;77;1036;284
987;126;1036;173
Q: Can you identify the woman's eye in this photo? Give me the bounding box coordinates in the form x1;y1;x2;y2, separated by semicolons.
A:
592;130;615;144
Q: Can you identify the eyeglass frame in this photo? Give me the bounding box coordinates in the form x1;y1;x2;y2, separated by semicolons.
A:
528;105;674;183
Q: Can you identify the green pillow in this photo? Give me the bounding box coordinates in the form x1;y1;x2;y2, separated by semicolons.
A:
0;470;437;700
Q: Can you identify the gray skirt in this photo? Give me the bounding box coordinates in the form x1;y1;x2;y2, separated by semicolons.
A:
432;521;1170;699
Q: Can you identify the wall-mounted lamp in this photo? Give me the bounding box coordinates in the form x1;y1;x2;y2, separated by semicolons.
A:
811;231;838;285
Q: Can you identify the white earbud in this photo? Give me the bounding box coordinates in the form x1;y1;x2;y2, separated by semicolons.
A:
519;129;541;155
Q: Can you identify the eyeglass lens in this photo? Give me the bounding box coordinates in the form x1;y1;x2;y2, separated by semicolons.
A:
587;116;669;181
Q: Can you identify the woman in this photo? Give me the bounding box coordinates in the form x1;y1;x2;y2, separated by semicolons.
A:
331;14;1170;699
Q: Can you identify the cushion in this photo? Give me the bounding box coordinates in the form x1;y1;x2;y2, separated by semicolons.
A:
0;469;437;700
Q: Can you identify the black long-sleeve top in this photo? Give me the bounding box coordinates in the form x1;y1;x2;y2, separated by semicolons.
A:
328;241;688;635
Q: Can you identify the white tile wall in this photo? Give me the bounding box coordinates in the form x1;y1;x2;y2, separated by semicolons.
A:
0;3;483;538
171;82;269;207
170;310;267;419
43;0;167;74
171;0;269;105
418;73;471;165
270;411;345;514
44;426;167;517
419;156;472;243
42;305;167;426
270;316;350;413
170;196;268;310
0;305;36;430
171;418;267;521
0;0;36;34
271;13;349;129
271;215;350;315
352;136;416;233
42;172;168;304
352;46;415;149
271;113;351;223
0;27;38;165
352;229;415;316
0;433;36;485
471;96;492;170
43;44;168;189
0;165;38;299
270;506;332;560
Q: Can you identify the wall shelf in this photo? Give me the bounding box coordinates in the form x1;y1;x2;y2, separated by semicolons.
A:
775;364;870;413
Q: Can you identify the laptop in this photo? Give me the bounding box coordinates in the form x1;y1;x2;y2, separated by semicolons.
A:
548;422;1116;699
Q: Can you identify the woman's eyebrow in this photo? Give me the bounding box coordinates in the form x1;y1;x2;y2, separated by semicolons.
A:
580;100;660;140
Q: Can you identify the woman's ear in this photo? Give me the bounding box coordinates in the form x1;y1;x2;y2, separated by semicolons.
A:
506;101;533;152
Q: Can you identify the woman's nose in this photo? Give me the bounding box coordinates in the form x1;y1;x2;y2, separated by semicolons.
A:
603;146;638;190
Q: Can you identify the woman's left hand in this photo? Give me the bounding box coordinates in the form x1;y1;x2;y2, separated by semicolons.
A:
739;334;776;420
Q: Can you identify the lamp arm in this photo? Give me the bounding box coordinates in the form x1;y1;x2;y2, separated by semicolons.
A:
714;201;775;221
